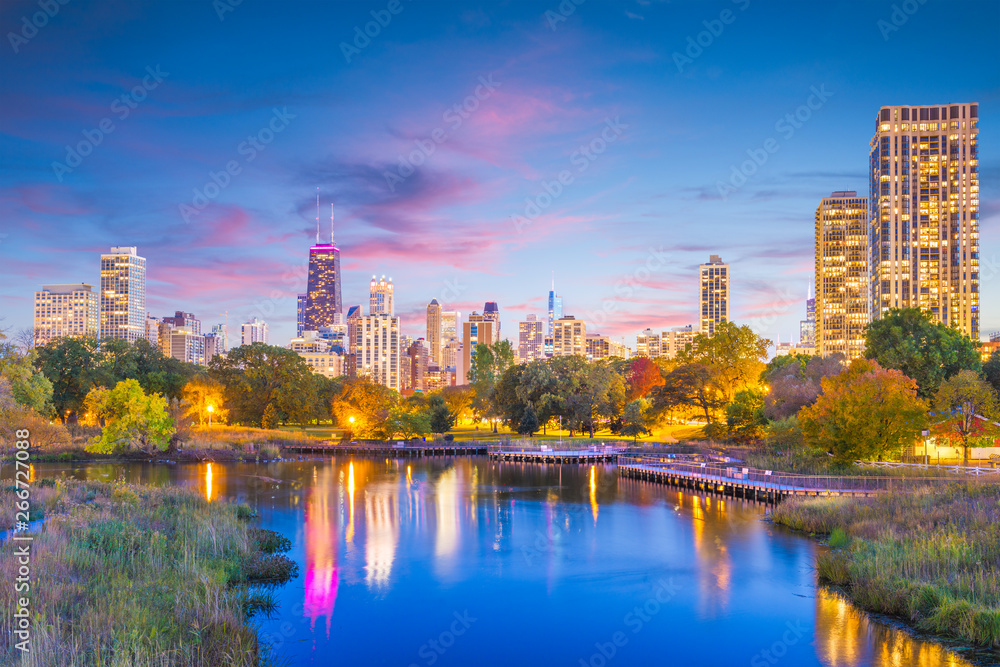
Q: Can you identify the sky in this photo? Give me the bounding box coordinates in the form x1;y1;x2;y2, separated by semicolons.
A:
1;0;998;350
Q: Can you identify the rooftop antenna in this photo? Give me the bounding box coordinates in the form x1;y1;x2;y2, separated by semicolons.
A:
330;204;335;245
315;187;320;245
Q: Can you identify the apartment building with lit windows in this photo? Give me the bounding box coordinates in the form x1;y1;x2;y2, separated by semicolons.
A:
699;255;729;335
869;103;980;339
100;246;146;342
815;191;869;359
33;284;99;346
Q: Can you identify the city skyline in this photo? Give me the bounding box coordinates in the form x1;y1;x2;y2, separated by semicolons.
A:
2;2;998;347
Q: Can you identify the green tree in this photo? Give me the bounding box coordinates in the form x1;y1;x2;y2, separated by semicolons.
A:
933;370;999;466
517;404;540;436
621;398;651;442
427;394;456;434
261;403;278;430
725;388;767;443
799;358;927;463
493;364;527;432
469;340;515;431
565;360;625;438
682;321;770;402
87;379;175;454
382;407;431;440
331;376;397;438
864;308;980;399
33;336;103;422
762;354;845;420
0;341;53;416
181;375;229;426
209;343;316;426
653;363;726;425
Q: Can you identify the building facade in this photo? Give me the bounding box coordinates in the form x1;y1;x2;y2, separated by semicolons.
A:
869;103;980;339
462;314;497;384
518;314;544;362
241;317;268;346
662;325;696;359
699;254;729;335
815;191;869;359
369;276;394;316
304;243;342;331
426;300;442;366
33;284;99;346
636;329;661;358
552;316;586;356
100;246;146;343
355;314;400;390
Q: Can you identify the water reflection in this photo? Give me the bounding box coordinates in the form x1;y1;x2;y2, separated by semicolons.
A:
10;459;981;667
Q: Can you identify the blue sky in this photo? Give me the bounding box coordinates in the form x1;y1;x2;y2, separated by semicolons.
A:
1;0;998;348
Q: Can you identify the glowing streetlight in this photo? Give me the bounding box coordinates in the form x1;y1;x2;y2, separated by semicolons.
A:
207;404;214;428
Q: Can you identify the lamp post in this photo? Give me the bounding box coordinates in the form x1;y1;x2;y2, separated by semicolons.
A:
207;405;214;428
921;429;929;465
348;415;355;441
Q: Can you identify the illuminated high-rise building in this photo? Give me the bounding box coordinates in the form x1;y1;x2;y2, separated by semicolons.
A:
662;325;696;359
699;255;729;335
547;276;563;336
33;284;99;346
869;103;980;339
241;317;268;346
441;310;459;341
355;314;400;390
518;314;543;362
799;294;816;349
482;301;500;338
636;328;661;358
426;299;442;366
552;316;586;356
369;276;394;316
100;246;146;343
462;312;498;384
816;191;869;359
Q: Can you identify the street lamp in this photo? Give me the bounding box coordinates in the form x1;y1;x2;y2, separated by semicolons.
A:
207;405;214;428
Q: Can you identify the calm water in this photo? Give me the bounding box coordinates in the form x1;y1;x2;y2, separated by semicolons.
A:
12;458;983;667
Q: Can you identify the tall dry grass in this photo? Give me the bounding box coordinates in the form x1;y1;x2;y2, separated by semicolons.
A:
0;479;296;666
773;482;1000;647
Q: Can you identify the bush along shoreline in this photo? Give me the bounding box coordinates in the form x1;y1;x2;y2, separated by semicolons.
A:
772;483;1000;663
0;479;297;666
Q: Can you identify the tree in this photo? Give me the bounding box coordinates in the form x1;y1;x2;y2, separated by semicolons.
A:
621;398;651;443
382;407;431;440
439;385;475;424
427;395;456;434
653;363;726;425
81;386;111;426
517;404;540;436
865;308;980;399
469;340;515;431
623;356;664;401
492;364;527;432
762;353;845;420
933;370;1000;466
209;343;316;426
330;376;397;438
799;358;928;463
33;336;102;422
682;321;770;402
984;351;1000;398
0;341;53;416
261;403;278;430
725;388;767;443
181;376;229;426
87;379;175;454
565;360;625;438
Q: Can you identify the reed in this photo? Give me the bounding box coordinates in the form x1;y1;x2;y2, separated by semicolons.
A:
773;482;1000;647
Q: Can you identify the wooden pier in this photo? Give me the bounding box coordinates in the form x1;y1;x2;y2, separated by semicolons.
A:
487;445;620;464
618;456;887;503
282;441;487;457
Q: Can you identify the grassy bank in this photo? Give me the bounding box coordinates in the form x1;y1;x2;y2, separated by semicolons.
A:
773;483;1000;650
0;479;297;666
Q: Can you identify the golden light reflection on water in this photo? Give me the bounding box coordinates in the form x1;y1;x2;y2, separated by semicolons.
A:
815;587;974;667
364;481;398;589
435;467;459;559
204;463;213;501
589;465;598;524
346;462;355;544
689;493;732;618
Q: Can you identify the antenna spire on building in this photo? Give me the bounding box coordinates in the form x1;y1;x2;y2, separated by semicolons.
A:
330;204;335;245
315;187;320;245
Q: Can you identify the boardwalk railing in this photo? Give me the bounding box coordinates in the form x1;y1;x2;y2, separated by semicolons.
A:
618;453;975;495
855;460;1000;476
487;441;628;454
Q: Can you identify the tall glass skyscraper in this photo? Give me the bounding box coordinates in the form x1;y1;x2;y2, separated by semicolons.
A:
869;103;980;339
304;242;342;331
100;246;146;342
547;277;562;336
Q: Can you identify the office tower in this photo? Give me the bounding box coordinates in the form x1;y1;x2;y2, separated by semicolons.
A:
870;103;980;339
241;317;268;346
409;339;429;392
163;311;201;335
799;293;816;348
165;327;205;365
297;294;307;337
462;313;498;384
661;325;696;359
203;333;219;365
426;300;442;366
355;314;400;390
586;334;630;360
518;314;544;362
552;316;586;356
816;191;869;359
100;246;146;342
482;301;500;338
211;323;228;354
636;328;661;358
304;226;343;331
33;284;99;346
699;255;729;335
441;310;459;341
369;276;394;316
345;305;362;355
547;277;563;336
442;337;461;374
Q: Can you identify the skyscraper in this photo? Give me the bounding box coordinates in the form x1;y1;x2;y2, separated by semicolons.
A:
518;314;543;362
211;323;228;354
296;294;307;337
355;314;400;391
426;299;442;366
547;276;563;336
869;103;980;339
482;301;500;337
304;242;342;332
799;293;816;349
462;313;498;384
699;255;729;335
100;246;146;343
552;316;586;356
441;310;459;342
636;328;661;358
369;276;394;316
33;284;99;346
241;317;268;345
163;311;201;335
815;192;868;359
